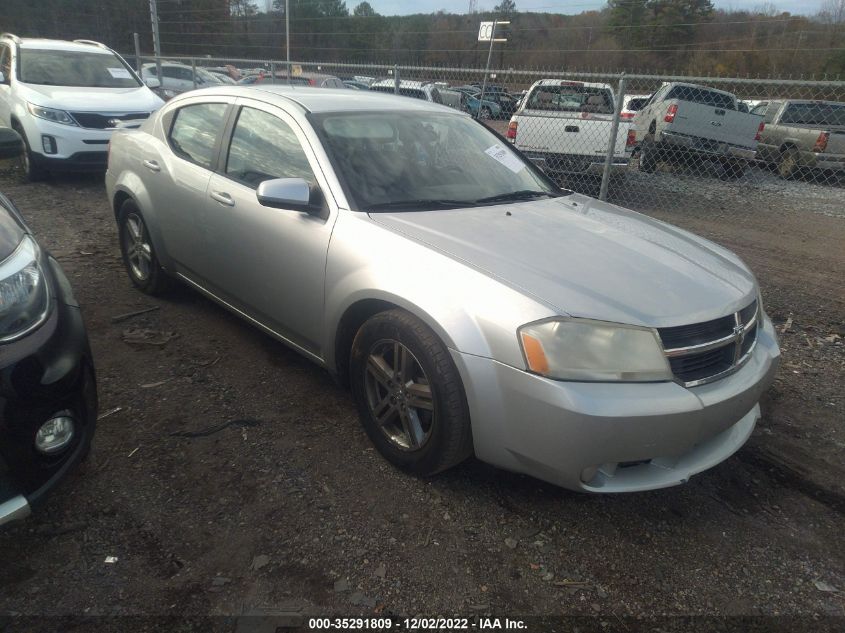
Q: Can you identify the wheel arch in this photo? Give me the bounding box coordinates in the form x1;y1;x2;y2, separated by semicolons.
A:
111;178;173;271
329;293;462;387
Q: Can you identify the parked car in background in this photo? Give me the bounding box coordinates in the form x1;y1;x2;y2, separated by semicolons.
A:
631;82;761;178
463;91;502;119
751;99;845;180
105;86;780;493
272;72;346;88
205;65;241;82
0;34;164;180
370;79;446;106
508;79;632;180
343;80;370;90
140;62;228;98
238;72;266;86
0;127;97;527
478;90;519;119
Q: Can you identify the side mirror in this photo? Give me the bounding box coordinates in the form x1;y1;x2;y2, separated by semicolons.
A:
0;127;24;160
257;178;323;215
144;77;161;89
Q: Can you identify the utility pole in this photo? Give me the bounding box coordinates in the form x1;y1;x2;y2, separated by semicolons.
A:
286;0;291;84
148;0;162;84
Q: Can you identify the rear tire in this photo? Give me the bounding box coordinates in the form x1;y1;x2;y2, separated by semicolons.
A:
118;199;173;296
778;147;800;180
638;135;658;173
350;309;473;476
12;123;48;183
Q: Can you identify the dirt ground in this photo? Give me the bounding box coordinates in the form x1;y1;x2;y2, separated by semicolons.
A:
0;159;843;632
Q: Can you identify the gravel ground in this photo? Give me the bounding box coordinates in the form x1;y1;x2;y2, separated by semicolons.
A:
0;158;843;632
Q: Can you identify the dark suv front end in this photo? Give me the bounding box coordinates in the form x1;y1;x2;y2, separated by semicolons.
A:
0;189;97;526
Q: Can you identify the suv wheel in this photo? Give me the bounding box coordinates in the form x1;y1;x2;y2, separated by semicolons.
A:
12;123;48;182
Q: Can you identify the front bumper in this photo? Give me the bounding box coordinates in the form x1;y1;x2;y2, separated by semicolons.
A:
20;117;111;171
0;255;97;527
453;315;780;492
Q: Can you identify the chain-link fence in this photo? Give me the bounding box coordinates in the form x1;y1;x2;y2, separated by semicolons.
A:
129;53;845;217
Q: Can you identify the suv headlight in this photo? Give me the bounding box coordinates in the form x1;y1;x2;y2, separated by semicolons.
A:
0;236;50;342
518;318;672;382
27;103;78;126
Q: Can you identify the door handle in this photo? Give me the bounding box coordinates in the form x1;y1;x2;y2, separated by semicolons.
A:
210;191;235;207
143;159;160;172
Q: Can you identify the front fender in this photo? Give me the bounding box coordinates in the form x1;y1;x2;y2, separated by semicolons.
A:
323;211;555;375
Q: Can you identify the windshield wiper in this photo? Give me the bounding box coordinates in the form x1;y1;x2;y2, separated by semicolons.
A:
474;190;559;205
367;199;474;212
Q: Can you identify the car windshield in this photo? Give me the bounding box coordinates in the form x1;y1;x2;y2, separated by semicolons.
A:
526;85;614;115
18;48;140;88
780;103;845;126
314;111;561;212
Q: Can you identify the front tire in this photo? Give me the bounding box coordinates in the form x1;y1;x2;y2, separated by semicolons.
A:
118;199;172;295
480;106;492;120
350;309;473;476
12;123;48;183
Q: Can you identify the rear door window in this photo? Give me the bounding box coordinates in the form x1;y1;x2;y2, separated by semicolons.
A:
168;103;228;169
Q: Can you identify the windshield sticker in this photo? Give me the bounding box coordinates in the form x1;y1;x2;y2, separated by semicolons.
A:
107;67;132;79
484;144;525;173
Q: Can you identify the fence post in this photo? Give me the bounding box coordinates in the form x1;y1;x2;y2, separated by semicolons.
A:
394;64;400;95
133;33;141;73
191;58;197;89
270;60;275;84
599;73;627;202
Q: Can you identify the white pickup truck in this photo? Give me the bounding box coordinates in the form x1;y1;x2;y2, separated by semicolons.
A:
631;82;761;178
506;79;632;180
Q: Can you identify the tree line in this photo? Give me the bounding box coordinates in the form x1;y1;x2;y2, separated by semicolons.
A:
2;0;844;77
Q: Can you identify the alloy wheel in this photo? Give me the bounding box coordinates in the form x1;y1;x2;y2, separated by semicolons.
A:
124;213;153;281
363;339;435;451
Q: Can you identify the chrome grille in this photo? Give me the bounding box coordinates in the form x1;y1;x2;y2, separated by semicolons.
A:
658;300;758;387
69;112;150;129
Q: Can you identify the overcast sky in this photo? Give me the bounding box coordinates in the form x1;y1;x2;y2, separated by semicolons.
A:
363;1;825;16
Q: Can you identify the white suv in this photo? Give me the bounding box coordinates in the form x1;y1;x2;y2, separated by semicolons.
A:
0;34;164;181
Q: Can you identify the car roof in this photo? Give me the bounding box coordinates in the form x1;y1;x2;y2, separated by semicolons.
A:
15;38;113;54
175;85;463;115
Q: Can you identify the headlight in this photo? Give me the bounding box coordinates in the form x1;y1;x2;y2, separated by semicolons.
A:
518;318;672;382
27;103;78;126
0;236;50;342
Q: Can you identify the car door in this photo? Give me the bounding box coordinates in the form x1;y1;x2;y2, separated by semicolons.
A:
199;100;337;356
148;99;231;277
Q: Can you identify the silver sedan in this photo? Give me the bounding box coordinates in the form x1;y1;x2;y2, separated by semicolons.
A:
105;86;780;492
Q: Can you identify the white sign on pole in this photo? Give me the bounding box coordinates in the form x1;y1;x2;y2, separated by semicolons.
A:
478;21;496;42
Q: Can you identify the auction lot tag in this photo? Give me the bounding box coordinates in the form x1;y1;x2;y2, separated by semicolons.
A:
485;143;525;173
108;67;132;79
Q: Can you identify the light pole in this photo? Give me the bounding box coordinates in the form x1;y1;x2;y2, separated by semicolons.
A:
477;20;509;120
286;0;290;84
148;0;162;84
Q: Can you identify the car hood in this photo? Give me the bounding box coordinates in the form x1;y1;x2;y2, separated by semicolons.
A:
19;84;163;112
369;195;757;328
